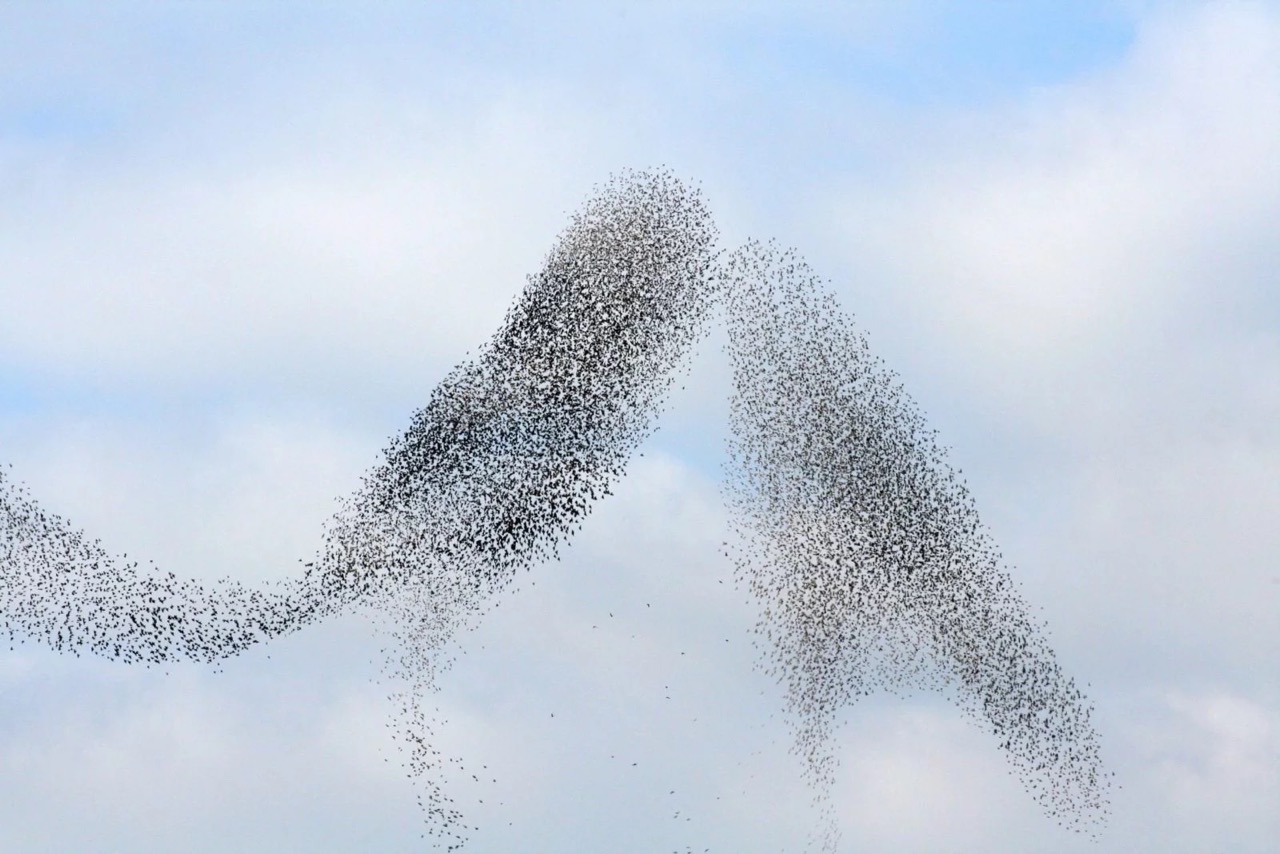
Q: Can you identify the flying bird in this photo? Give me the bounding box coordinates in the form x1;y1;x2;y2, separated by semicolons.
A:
0;169;1110;850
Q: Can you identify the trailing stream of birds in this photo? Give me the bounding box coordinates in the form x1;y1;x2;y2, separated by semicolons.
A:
1;169;1111;850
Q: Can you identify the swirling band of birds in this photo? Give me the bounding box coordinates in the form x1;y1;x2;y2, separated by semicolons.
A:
0;169;1110;849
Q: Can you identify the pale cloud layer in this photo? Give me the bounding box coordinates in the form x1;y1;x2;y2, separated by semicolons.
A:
2;2;1277;852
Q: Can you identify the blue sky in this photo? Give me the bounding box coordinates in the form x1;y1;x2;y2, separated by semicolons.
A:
1;3;1277;852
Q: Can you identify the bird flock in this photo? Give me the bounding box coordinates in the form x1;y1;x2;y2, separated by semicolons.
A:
1;169;1110;849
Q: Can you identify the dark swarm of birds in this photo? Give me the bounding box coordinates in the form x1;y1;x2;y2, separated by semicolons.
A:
0;169;1111;850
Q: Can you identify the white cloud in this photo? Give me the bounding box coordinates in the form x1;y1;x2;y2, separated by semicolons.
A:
1101;688;1280;852
0;408;375;584
0;629;424;852
0;84;633;399
830;702;1042;852
2;2;1278;852
811;0;1280;696
822;1;1280;436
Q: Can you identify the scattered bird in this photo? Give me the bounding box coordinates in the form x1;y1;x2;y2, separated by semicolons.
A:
0;169;1108;851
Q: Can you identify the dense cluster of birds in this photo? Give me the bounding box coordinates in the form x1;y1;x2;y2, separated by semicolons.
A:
0;169;1110;849
721;242;1110;849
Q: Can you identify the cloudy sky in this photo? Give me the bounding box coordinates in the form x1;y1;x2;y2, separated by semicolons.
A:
1;2;1277;851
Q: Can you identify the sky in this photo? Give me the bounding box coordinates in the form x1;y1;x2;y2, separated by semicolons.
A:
1;1;1277;851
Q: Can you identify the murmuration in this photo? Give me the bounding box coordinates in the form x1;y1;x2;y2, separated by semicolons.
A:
1;169;1110;850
